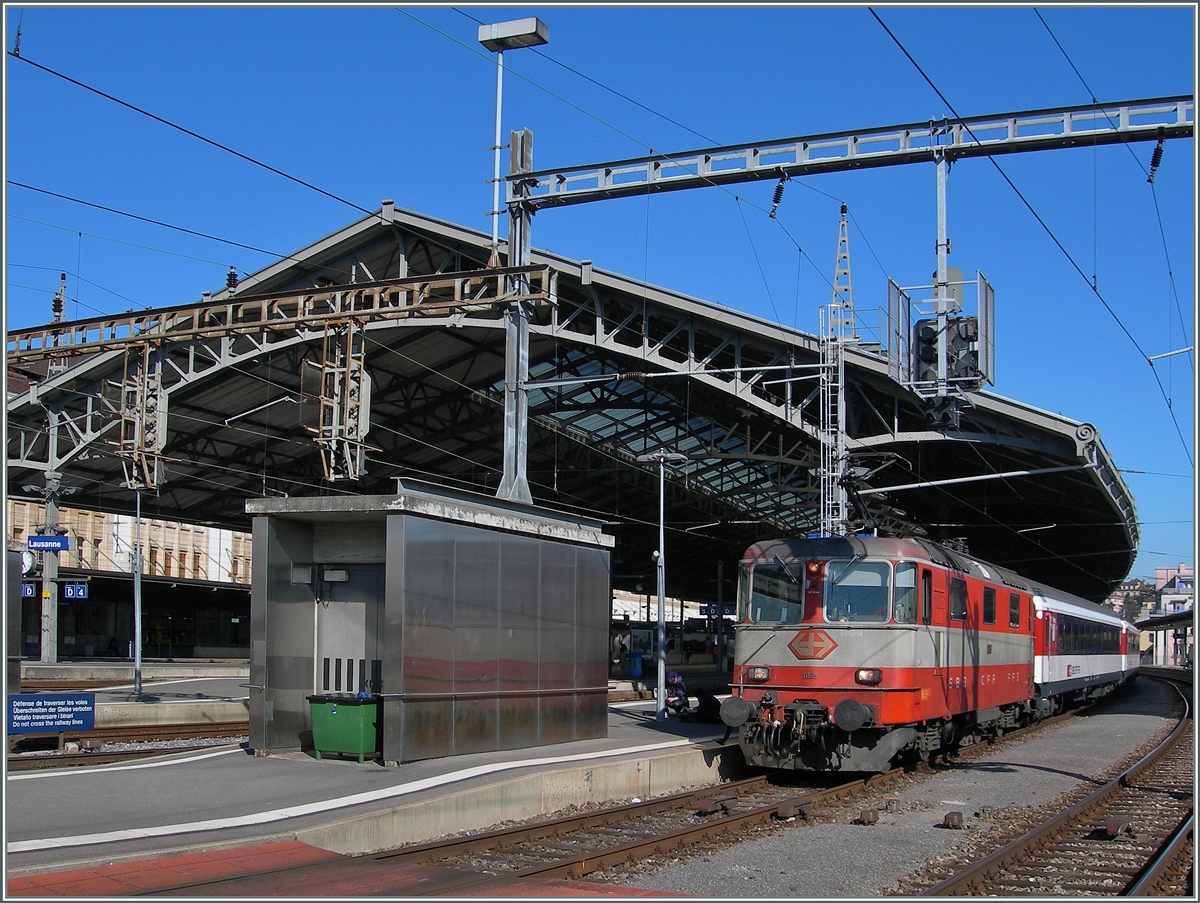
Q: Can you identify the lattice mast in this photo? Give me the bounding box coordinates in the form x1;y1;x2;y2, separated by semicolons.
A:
819;204;856;537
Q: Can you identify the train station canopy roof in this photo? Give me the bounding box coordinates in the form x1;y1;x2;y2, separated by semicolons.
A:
1135;609;1194;631
7;205;1138;603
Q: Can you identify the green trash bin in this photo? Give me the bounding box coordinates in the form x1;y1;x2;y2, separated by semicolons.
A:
308;694;380;763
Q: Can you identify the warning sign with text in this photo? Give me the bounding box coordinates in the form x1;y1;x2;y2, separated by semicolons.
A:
7;693;95;733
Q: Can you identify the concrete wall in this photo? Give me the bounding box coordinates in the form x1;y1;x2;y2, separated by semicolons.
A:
296;743;741;856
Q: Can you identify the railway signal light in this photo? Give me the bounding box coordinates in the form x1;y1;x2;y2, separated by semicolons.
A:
925;398;961;428
948;316;981;383
913;319;939;384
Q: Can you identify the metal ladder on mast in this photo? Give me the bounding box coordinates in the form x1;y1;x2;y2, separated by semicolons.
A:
819;205;856;537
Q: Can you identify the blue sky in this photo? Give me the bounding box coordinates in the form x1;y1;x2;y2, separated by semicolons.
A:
4;4;1195;581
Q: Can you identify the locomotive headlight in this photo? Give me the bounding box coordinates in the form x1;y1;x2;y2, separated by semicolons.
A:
748;666;771;682
854;668;883;685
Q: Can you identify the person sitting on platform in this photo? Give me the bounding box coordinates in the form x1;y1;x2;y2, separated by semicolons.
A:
680;689;723;724
664;670;689;716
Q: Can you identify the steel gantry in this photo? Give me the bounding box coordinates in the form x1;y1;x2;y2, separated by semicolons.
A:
499;94;1192;534
508;96;1193;208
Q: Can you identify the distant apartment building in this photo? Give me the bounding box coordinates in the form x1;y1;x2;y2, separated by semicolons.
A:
1143;562;1194;668
1104;576;1156;621
7;500;252;584
1154;562;1195;612
8;500;254;660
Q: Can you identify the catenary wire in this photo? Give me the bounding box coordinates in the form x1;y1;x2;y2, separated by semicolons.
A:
10;15;1170;563
7;184;355;284
7;52;381;221
10;263;140;307
5;282;115;318
398;6;890;271
869;7;1193;467
450;7;722;148
10;214;235;271
11;12;890;343
1034;8;1193;373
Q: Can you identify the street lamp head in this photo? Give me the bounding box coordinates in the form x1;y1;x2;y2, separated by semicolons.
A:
478;18;549;52
635;450;689;466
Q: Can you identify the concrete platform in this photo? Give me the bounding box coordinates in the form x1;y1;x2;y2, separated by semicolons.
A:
13;660;729;729
16;661;252;728
5;695;742;879
20;660;249;683
6;840;676;897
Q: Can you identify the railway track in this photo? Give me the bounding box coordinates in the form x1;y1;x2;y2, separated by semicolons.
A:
142;767;903;896
147;692;1137;898
22;677;1182;896
370;769;905;893
917;675;1193;896
7;721;250;770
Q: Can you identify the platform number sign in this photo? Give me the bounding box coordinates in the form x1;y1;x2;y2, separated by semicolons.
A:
21;583;36;598
699;604;736;616
63;584;89;600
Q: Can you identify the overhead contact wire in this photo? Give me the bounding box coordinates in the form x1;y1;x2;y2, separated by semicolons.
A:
7;52;379;220
869;7;1192;466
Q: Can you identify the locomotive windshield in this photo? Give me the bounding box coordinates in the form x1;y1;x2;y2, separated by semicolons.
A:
825;559;891;622
745;560;805;623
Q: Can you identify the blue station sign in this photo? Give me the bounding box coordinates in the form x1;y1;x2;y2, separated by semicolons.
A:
27;535;73;552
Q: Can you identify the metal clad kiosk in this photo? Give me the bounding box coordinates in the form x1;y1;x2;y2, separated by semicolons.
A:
246;480;613;763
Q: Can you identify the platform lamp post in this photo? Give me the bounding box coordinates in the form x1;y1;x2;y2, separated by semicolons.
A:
478;17;548;267
21;472;78;664
479;17;548;506
120;481;144;696
636;449;689;721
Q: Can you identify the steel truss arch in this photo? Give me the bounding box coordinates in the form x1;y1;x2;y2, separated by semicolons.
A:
6;206;1139;602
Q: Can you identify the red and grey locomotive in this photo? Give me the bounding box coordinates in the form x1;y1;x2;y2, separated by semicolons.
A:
719;535;1140;772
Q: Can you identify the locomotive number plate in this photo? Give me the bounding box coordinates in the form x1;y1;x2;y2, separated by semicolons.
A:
788;629;838;660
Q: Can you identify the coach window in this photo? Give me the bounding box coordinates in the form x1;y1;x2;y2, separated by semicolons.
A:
983;586;996;625
1009;593;1021;628
748;559;805;624
893;562;917;623
949;577;968;621
825;560;890;623
921;570;933;624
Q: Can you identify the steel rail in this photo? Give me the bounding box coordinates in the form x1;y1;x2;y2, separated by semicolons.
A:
383;770;901;896
1124;810;1194;896
9;720;249;748
129;768;898;897
920;678;1192;896
372;772;775;864
7;741;245;771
